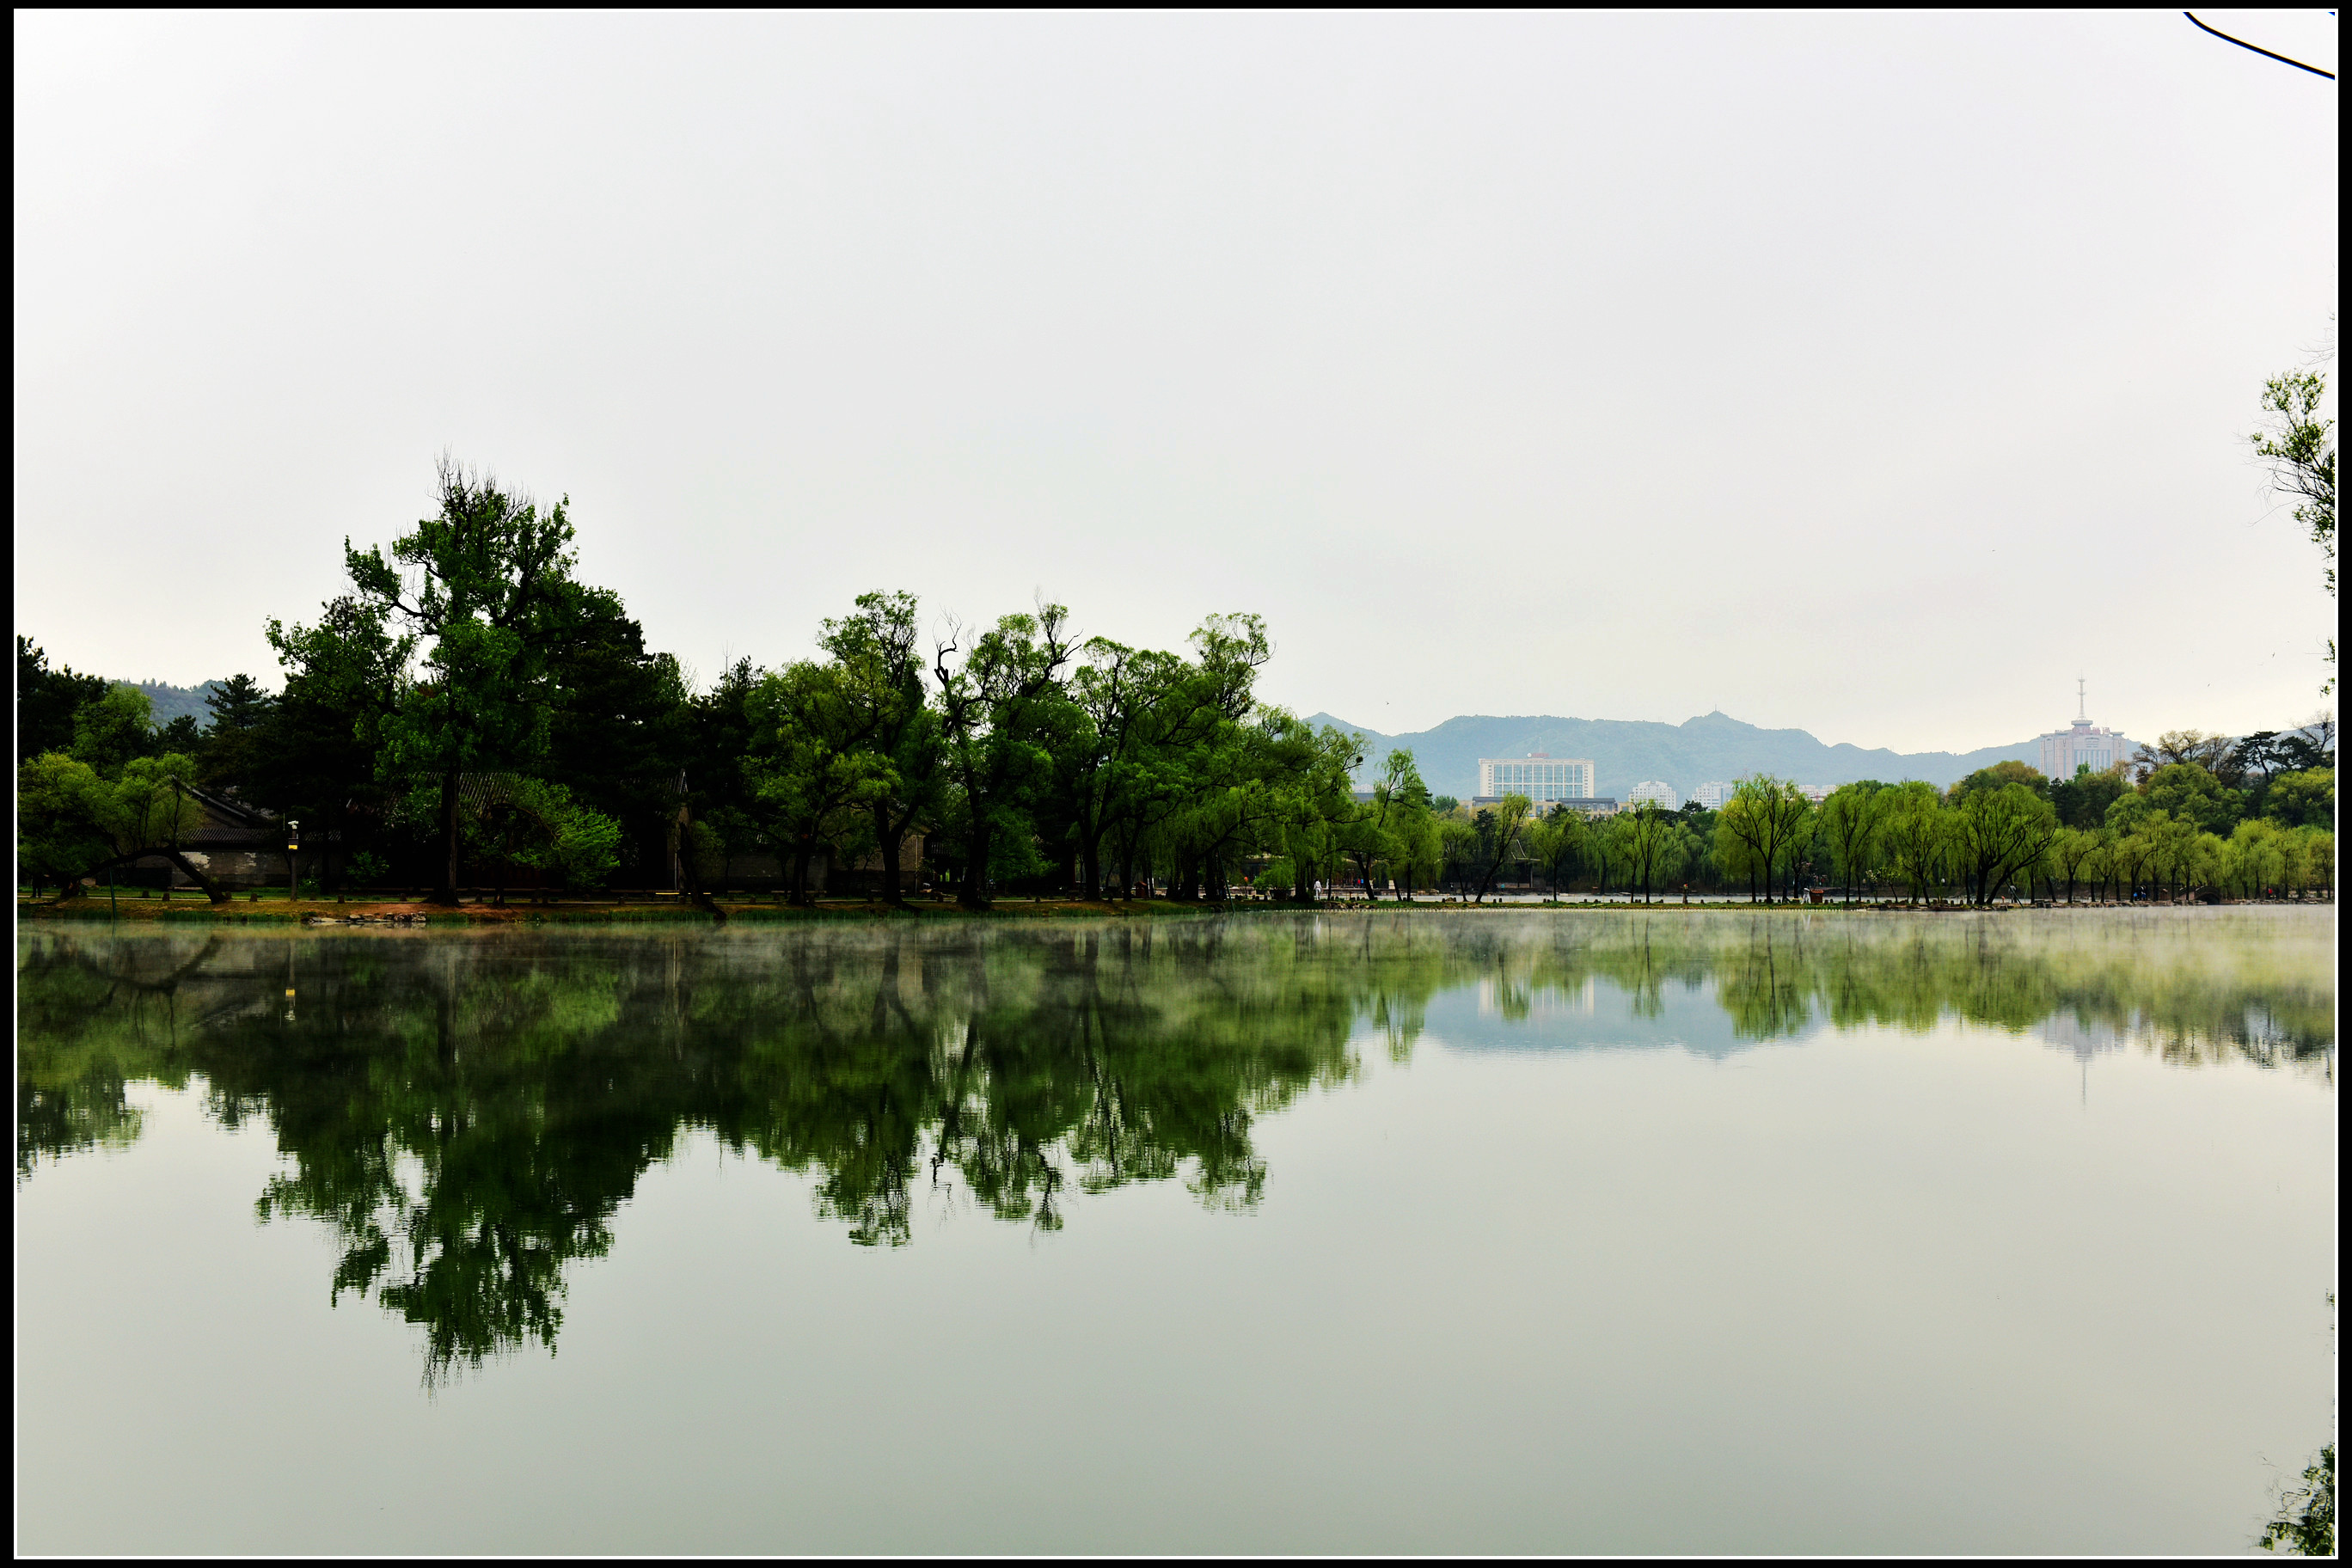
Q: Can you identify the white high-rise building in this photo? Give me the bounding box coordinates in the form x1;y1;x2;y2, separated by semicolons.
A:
1689;781;1737;810
1478;755;1595;801
2037;681;2125;779
1626;781;1680;809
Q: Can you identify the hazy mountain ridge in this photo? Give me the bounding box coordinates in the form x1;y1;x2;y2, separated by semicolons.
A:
1304;709;2110;800
130;679;224;729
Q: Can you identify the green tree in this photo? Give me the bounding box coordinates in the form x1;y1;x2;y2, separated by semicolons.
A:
1460;793;1533;902
2251;367;2335;690
15;752;109;898
15;637;108;763
70;683;155;774
1527;805;1589;901
2080;827;2119;903
1949;759;2049;802
2141;761;2245;836
339;459;586;903
1437;816;1481;897
2264;767;2335;830
540;589;692;888
1393;794;1444;900
1348;749;1430;899
683;658;765;891
1879;781;1951;904
1816;781;1889;905
1261;718;1363;903
821;592;945;906
1719;777;1813;903
260;594;412;890
2048;826;2100;903
83;755;224;903
2224;817;2287;899
1949;781;2059;904
2050;762;2129;830
2258;1442;2335;1556
1069;614;1268;902
1616;799;1682;903
2111;817;2163;902
195;673;276;790
473;775;625;897
932;605;1073;910
749;658;887;905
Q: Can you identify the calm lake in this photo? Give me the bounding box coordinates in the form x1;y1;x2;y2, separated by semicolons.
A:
14;909;2336;1553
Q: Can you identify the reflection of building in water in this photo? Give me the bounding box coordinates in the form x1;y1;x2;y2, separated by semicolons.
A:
2039;1014;2133;1063
2041;1012;2135;1109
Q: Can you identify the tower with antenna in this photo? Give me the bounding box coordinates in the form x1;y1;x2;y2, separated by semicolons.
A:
2038;680;2123;779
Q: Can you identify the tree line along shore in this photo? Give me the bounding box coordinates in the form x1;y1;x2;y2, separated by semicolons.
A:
15;459;2337;915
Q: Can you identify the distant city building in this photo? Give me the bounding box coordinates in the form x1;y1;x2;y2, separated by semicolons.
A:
1626;781;1680;809
1687;780;1831;807
2037;681;2125;779
1477;754;1595;801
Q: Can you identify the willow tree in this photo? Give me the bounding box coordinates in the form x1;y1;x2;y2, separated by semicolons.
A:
1816;782;1888;905
1719;777;1813;903
1949;781;2059;905
1617;799;1682;903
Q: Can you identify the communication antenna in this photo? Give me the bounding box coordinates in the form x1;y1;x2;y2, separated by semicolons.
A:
2077;677;2086;722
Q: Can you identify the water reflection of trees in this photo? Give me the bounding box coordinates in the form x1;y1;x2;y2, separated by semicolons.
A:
15;911;2332;1378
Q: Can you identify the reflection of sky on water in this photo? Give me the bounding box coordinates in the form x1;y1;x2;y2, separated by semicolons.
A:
15;911;2337;1555
1430;977;1760;1061
1430;965;2335;1087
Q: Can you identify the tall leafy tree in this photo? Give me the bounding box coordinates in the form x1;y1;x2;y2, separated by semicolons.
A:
339;459;586;903
16;752;110;898
540;590;690;885
1719;777;1813;903
932;604;1073;910
1949;781;2059;905
2141;761;2245;836
1816;781;1888;905
1616;799;1682;903
1348;748;1431;899
1878;781;1950;904
15;637;108;763
70;683;155;775
821;592;942;907
261;593;413;888
1096;616;1271;900
195;673;277;791
1526;804;1589;900
748;658;886;904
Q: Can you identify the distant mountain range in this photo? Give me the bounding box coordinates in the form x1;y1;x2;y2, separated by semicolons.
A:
1303;709;2120;801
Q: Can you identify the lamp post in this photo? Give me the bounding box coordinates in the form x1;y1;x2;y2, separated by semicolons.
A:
287;819;300;908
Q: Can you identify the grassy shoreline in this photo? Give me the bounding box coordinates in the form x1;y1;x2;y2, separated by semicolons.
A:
16;891;2327;925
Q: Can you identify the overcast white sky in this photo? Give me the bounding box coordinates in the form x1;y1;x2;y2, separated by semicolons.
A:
13;11;2337;751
